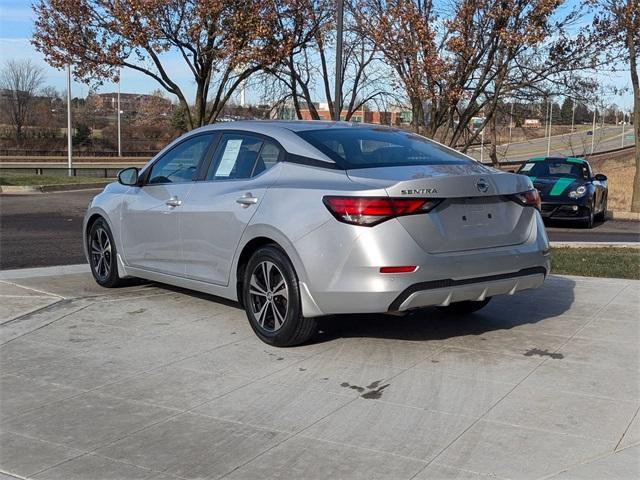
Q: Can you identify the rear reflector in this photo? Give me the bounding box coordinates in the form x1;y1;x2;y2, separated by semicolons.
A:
323;196;441;226
380;266;418;274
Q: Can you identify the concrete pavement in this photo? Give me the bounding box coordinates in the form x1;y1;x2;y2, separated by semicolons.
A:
0;268;638;479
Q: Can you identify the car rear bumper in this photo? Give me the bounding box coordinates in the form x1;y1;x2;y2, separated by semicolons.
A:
294;210;550;316
388;267;546;311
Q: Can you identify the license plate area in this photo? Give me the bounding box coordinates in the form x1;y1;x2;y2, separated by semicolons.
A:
453;198;497;228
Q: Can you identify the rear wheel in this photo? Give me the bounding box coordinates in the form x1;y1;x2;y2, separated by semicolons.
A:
242;245;316;347
595;195;607;222
437;298;491;314
88;218;125;288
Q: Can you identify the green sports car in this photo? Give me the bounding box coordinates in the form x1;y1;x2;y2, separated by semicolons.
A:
517;156;608;228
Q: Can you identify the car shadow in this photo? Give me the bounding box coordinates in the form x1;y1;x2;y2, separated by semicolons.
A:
122;275;576;347
312;275;576;345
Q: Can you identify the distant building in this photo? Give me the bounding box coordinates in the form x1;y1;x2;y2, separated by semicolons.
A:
275;102;412;126
524;119;541;128
91;92;172;116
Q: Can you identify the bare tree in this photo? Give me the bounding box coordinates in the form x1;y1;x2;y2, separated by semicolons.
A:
0;59;45;143
263;0;391;121
590;0;640;211
32;0;302;130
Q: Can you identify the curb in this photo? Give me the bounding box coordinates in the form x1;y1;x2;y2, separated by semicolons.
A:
550;242;640;249
0;264;90;280
0;182;109;194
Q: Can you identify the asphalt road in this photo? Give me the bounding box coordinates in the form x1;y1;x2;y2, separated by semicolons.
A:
468;125;635;163
1;189;639;270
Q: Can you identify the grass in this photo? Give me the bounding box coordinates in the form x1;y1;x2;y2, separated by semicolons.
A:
588;150;635;212
0;173;112;186
551;247;640;280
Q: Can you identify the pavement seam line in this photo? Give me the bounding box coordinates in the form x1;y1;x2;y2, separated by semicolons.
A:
614;404;640;452
0;298;75;327
216;344;450;478
536;443;640;480
0;280;65;299
39;339;340;474
0;301;90;345
407;281;634;480
0;469;29;480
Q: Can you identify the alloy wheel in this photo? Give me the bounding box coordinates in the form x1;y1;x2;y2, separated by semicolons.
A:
91;227;112;281
249;260;289;332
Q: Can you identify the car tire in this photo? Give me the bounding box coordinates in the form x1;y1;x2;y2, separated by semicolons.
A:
595;195;607;222
88;217;125;288
242;245;317;347
437;298;491;314
583;203;595;229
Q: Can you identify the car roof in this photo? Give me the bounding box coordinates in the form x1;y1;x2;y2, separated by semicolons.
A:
195;119;393;133
529;156;588;165
178;120;398;164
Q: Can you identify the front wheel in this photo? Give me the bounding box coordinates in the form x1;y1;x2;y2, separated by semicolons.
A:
242;245;316;347
437;298;491;314
88;218;125;288
582;204;595;229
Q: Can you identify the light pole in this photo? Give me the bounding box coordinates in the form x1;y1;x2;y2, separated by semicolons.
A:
571;100;575;134
66;64;73;176
590;107;596;154
117;72;122;157
508;101;514;144
546;99;552;156
333;0;344;122
621;111;625;148
480;109;485;163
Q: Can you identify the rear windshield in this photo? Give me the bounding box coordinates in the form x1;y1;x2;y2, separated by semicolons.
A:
296;127;472;169
518;161;589;179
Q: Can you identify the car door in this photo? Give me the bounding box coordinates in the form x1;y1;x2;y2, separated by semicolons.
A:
120;133;216;275
180;132;283;285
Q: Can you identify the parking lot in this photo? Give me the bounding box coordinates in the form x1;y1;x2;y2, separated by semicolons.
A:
1;266;638;479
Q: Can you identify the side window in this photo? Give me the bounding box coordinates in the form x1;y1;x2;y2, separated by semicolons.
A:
207;134;281;180
148;134;213;184
254;141;282;176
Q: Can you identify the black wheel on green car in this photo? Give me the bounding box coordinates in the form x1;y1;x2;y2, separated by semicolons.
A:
242;245;317;347
595;195;607;222
583;202;595;229
88;217;125;288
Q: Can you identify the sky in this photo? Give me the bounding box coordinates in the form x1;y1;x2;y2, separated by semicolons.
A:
0;0;634;111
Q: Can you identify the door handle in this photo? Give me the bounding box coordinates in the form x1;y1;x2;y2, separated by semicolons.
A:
165;196;182;207
236;193;258;207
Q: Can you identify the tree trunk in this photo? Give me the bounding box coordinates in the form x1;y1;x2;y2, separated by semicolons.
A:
410;97;422;133
628;17;640;212
489;114;499;166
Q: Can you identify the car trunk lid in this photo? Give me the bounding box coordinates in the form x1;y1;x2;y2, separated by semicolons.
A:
347;164;535;253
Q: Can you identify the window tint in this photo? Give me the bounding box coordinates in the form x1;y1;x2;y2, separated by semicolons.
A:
207;134;280;180
518;161;589;179
148;134;213;184
296;128;471;169
254;141;282;175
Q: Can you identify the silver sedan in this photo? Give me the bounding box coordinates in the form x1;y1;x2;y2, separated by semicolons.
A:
84;121;550;346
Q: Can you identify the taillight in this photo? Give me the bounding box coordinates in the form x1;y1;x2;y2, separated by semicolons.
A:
509;189;541;210
323;196;441;226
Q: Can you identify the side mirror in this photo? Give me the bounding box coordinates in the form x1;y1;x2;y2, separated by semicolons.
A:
594;173;607;182
118;167;139;186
